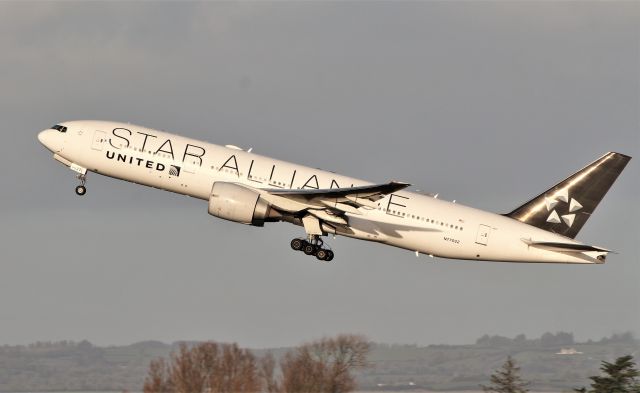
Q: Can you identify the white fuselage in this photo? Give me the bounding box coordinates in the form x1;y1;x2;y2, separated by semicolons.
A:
39;120;605;264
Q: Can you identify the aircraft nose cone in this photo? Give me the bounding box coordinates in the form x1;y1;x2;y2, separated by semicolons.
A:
37;130;48;144
38;129;63;153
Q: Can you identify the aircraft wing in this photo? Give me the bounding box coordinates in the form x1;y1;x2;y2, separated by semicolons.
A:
247;181;410;225
267;181;409;206
227;181;409;235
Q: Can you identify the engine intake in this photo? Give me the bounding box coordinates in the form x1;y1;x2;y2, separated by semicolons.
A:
208;182;278;226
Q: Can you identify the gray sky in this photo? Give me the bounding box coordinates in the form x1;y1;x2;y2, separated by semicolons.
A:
0;2;638;348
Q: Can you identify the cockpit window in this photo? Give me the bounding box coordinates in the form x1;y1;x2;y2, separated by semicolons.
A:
51;124;67;133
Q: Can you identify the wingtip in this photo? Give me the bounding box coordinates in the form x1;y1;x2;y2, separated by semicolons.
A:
390;180;411;187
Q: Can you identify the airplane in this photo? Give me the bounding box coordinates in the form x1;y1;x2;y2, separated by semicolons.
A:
38;121;630;263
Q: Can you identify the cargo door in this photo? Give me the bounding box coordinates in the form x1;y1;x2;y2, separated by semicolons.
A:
475;224;491;246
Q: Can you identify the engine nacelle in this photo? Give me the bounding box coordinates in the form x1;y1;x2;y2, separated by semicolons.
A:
208;182;277;226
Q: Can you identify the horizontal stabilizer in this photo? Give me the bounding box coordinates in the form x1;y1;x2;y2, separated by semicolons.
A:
521;239;611;253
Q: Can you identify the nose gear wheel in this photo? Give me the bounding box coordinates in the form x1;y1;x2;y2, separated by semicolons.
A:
75;174;87;196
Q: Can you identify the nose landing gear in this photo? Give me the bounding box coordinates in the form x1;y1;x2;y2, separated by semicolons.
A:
68;164;88;196
75;173;87;196
290;235;334;261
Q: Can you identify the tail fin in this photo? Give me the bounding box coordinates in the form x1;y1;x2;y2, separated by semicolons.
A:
507;152;631;238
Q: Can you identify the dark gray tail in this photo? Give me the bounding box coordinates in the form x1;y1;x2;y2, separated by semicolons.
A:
507;152;631;239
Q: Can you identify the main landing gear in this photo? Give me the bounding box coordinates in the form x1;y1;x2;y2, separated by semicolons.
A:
75;173;87;196
290;236;334;261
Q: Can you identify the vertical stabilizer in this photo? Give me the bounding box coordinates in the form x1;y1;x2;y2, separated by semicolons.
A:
507;152;631;238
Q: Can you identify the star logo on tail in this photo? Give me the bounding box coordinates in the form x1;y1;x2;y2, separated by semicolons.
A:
545;188;583;227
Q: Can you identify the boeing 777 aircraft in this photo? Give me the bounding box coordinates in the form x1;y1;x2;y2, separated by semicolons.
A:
38;121;630;263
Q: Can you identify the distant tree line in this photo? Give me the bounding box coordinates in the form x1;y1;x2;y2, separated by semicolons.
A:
143;334;370;393
474;331;636;348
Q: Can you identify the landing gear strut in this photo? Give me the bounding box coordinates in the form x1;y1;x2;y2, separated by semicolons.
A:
75;173;87;196
290;235;334;261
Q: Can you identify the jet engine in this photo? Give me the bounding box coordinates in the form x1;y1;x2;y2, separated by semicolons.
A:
208;182;279;226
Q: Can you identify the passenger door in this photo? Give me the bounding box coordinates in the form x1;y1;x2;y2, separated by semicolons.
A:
91;130;107;151
475;224;491;246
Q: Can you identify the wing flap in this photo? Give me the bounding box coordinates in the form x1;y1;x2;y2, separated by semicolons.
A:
321;201;363;215
307;209;348;225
